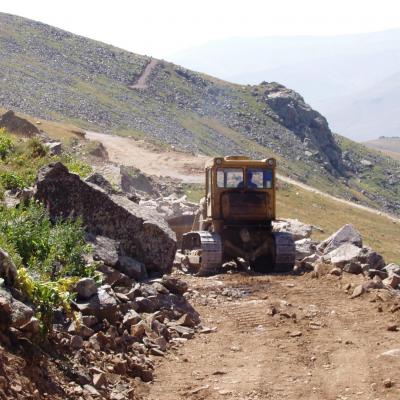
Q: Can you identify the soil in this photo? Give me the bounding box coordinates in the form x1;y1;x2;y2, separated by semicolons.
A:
137;272;400;400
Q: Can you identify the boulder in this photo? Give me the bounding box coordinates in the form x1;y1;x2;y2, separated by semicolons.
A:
35;163;176;274
324;243;362;268
0;111;39;136
72;285;119;323
272;219;312;241
318;224;362;254
85;173;115;194
45;142;62;155
294;238;319;260
120;165;158;196
383;274;400;289
357;247;385;270
0;249;17;286
10;298;34;329
87;235;119;268
384;264;400;277
76;278;98;299
117;256;147;280
161;276;188;295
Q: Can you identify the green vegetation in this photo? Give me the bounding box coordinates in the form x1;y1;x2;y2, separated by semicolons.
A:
0;129;92;198
0;128;94;335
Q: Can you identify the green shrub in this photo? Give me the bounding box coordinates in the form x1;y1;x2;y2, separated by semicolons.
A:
16;268;77;335
63;157;92;178
0;129;14;159
0;201;90;280
0;172;26;190
27;138;47;158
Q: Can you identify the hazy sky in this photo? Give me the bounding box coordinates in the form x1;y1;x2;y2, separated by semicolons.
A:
2;0;400;58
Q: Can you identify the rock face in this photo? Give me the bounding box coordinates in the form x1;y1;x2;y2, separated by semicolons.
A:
0;110;40;136
35;162;177;274
262;83;343;174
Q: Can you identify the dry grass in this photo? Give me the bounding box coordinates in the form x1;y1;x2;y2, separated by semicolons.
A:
277;182;400;263
0;107;85;144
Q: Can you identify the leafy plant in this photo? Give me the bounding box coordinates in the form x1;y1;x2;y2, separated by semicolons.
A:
0;129;14;159
16;268;78;335
0;201;90;280
0;172;26;190
27;138;47;158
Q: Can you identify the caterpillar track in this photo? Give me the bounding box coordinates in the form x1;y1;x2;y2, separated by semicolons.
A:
181;230;295;275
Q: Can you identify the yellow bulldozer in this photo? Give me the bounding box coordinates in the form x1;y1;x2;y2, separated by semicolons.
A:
180;156;295;275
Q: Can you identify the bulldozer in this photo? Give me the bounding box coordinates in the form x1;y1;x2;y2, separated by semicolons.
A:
180;156;295;275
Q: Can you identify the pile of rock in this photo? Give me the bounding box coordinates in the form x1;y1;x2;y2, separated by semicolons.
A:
61;272;199;392
290;223;400;292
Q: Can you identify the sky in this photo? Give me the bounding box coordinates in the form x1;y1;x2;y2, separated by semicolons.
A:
2;0;400;58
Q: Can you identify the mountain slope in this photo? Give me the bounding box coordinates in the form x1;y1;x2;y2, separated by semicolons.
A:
0;12;399;215
364;136;400;160
170;30;400;141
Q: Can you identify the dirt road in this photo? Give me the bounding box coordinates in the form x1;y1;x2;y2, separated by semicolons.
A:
130;59;158;89
138;272;400;400
85;131;399;223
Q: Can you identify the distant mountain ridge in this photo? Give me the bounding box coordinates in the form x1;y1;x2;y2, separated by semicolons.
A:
170;30;400;141
0;12;399;215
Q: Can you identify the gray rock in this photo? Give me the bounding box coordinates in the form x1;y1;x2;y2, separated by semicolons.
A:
97;264;131;287
318;224;362;254
73;285;119;323
384;263;400;277
325;243;362;268
343;262;363;274
294;238;319;260
117;256;147;280
357;247;385;270
0;249;17;286
35;163;177;274
122;310;141;328
20;317;40;334
85;173;115;194
87;235;119;267
76;278;97;299
383;274;400;289
161;275;188;295
70;334;84;349
45;141;62;155
10;299;34;329
272;219;312;241
68;321;94;338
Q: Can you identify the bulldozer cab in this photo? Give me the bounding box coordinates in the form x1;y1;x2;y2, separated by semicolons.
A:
204;156;276;225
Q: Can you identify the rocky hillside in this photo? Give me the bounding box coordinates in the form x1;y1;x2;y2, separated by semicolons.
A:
0;13;399;215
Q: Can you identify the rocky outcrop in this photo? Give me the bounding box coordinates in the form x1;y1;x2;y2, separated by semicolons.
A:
35;162;177;274
0;110;40;136
261;82;343;173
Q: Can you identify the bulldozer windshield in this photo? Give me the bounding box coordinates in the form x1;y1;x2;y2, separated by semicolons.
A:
216;167;273;189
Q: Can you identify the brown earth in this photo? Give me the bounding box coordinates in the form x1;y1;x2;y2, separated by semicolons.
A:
137;272;400;400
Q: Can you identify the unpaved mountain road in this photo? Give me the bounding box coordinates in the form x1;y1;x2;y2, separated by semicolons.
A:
130;59;158;89
137;272;400;400
85;131;399;223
